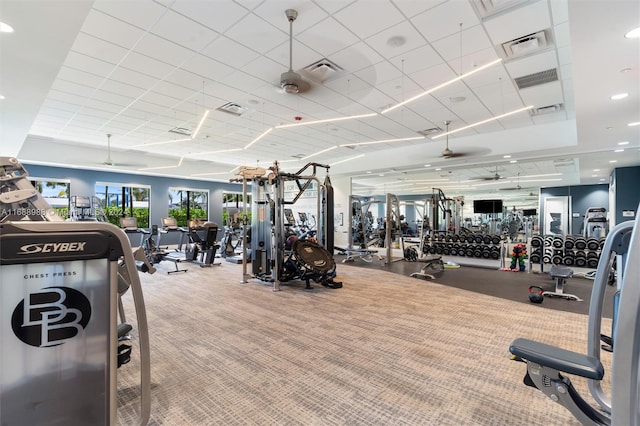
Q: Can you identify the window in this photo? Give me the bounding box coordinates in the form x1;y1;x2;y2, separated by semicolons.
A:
95;183;150;227
30;178;70;219
222;192;251;226
168;188;208;226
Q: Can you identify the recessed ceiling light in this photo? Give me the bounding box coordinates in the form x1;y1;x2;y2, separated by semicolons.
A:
435;168;442;171
609;160;618;163
618;141;629;145
424;164;431;167
450;96;466;103
600;178;606;182
0;22;14;33
614;149;624;153
593;169;600;172
503;155;511;158
366;171;372;174
629;122;640;127
379;173;384;177
611;93;629;100
592;174;598;177
0;94;5;100
625;27;640;39
509;160;517;163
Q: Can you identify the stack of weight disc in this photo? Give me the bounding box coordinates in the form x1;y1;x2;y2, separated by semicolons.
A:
420;233;502;260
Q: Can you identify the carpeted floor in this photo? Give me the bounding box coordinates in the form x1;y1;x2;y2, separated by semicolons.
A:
117;260;612;425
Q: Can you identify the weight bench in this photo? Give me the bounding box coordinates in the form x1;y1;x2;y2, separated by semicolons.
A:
509;338;608;425
335;246;382;263
545;265;582;301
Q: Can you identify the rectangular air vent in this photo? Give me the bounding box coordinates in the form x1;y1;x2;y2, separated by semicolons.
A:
217;102;248;117
502;31;548;59
532;104;563;115
472;0;530;18
302;58;344;83
514;68;558;89
417;127;443;137
169;127;192;136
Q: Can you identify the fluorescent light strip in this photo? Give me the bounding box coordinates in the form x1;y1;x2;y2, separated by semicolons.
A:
275;113;377;129
244;127;273;149
432;105;534;139
330;154;365;166
471;180;512;187
518;178;562;183
340;136;424;147
186;148;243;156
507;173;562;179
382;58;503;114
133;137;191;148
139;165;178;171
191;110;210;139
301;145;337;161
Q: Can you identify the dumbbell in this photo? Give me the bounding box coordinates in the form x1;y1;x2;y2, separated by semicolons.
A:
474;235;483;244
575;256;587;267
465;246;474;257
574;237;587;250
599;237;606;250
552;236;564;249
564;254;575;266
449;247;458;256
490;247;500;259
544;235;554;246
564;235;575;250
491;235;502;245
530;249;541;264
452;234;460;242
531;235;543;248
482;247;491;258
552;254;564;265
587;257;599;268
587;237;600;251
473;247;483;258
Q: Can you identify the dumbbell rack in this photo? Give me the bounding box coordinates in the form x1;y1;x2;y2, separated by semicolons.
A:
529;234;604;272
421;233;503;265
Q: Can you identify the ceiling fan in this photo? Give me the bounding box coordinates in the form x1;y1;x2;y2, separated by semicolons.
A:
98;134;146;168
279;9;311;94
500;173;534;191
441;120;465;158
471;165;505;181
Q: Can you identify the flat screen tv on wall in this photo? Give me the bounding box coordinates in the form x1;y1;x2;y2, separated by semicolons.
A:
473;199;503;214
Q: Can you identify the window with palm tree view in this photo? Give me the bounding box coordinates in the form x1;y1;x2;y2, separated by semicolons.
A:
95;183;150;227
168;188;208;226
30;178;70;219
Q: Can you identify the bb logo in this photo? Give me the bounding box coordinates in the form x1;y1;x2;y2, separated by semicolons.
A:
11;287;91;347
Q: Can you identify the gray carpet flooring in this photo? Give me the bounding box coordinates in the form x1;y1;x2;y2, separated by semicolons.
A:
117;260;612;425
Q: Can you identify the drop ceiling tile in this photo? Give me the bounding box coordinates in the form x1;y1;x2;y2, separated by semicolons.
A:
120;52;177;80
150;9;219;52
170;0;249;33
224;13;287;54
519;80;564;107
554;21;571;49
200;35;262;70
134;33;196;68
408;62;457;91
253;1;329;33
93;0;170;30
63;51;116;78
328;42;384;73
181;54;236;82
71;33;130;64
365;21;429;60
81;9;147;50
391;0;447;18
430;25;493;64
390;44;443;75
411;0;480;43
56;67;105;89
333;1;405;39
297;17;360;57
354;60;401;86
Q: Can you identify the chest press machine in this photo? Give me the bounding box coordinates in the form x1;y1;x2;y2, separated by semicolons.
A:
0;157;151;425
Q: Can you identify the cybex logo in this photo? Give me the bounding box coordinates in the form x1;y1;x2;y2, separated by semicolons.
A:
11;287;91;347
18;242;87;255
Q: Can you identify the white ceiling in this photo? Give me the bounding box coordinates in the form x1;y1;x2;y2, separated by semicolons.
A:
1;0;639;208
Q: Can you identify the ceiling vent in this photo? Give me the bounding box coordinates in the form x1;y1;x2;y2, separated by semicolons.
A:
472;0;531;18
417;127;443;137
169;127;192;136
502;30;549;59
531;103;564;116
216;102;249;117
514;68;558;89
301;58;344;83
